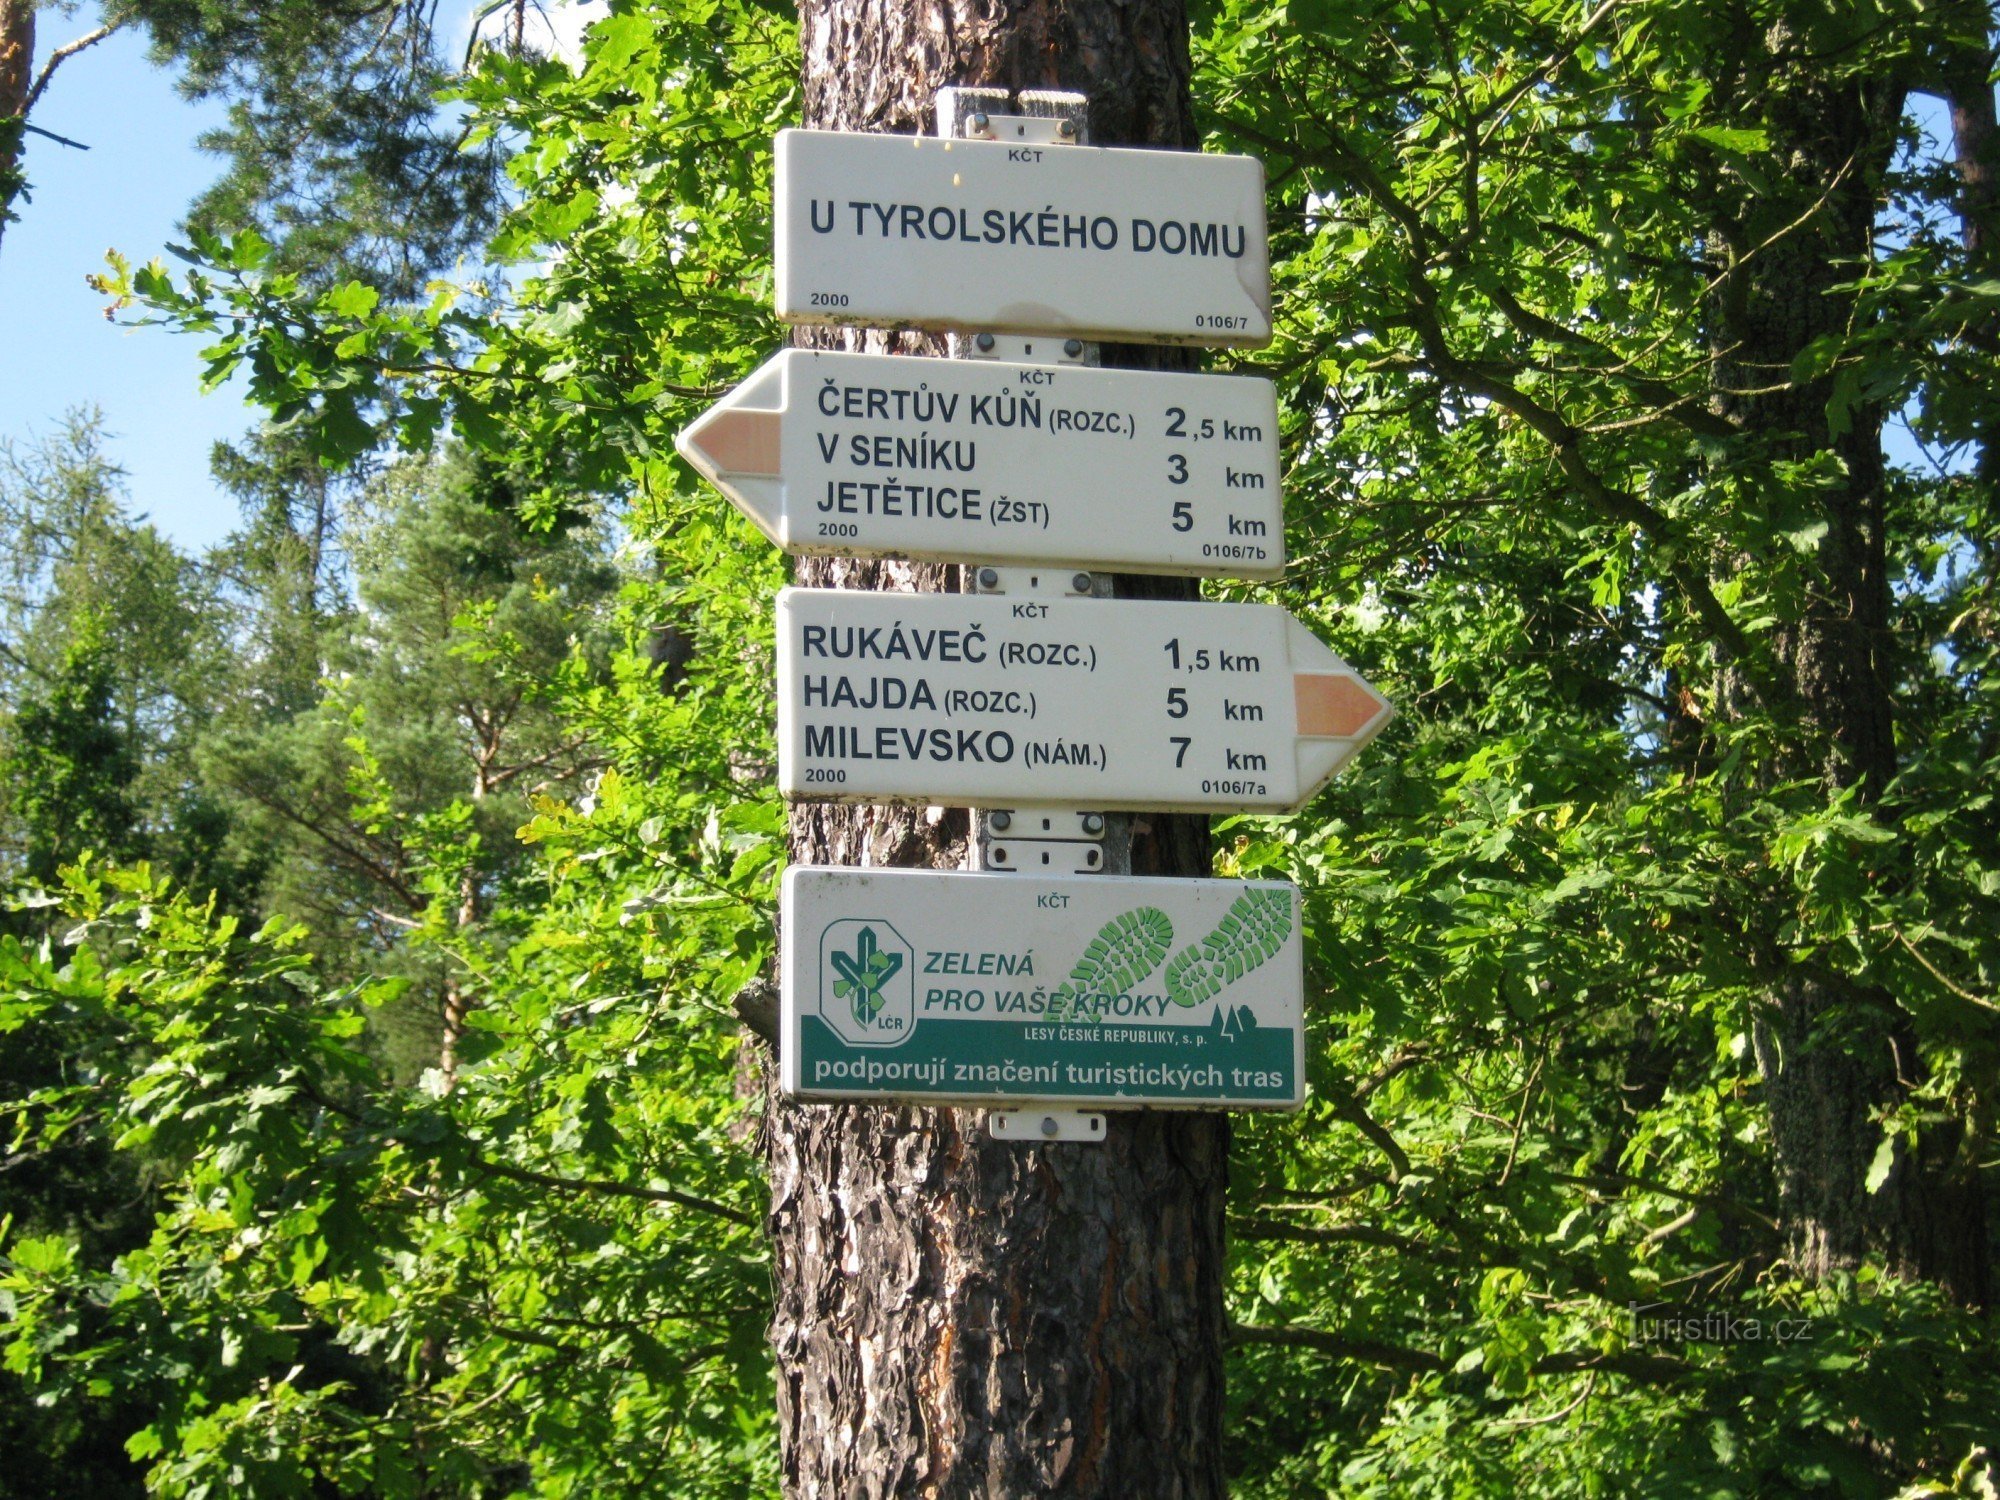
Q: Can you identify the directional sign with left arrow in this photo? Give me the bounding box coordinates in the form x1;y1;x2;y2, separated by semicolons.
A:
677;350;1284;577
776;588;1392;813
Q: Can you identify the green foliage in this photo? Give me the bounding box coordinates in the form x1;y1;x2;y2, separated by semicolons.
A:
0;412;238;895
1;619;142;882
195;449;626;1079
1185;0;2000;1490
133;0;510;297
0;114;24;230
10;0;1999;1492
2;816;777;1491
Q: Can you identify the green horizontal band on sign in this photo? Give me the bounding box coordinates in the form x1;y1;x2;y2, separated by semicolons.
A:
792;1015;1298;1108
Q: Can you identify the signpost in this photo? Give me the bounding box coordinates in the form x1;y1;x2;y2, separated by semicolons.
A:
675;349;1284;576
677;105;1395;1129
774;128;1272;346
776;587;1392;813
782;866;1304;1108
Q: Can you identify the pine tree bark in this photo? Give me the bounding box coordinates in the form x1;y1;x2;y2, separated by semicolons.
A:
1709;17;1991;1306
763;0;1231;1493
0;0;27;122
1938;14;2000;531
0;0;33;255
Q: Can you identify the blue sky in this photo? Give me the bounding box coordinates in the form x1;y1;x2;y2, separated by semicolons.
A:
0;5;597;554
1;24;249;552
0;13;1956;557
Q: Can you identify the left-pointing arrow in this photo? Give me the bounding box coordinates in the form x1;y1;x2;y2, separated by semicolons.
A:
676;349;1287;579
675;356;789;545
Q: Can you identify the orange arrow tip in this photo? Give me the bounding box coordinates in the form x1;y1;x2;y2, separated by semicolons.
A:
1294;672;1390;739
682;406;782;479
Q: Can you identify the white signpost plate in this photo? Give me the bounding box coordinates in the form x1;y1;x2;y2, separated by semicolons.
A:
776;588;1392;813
775;129;1271;347
677;349;1284;577
781;866;1305;1109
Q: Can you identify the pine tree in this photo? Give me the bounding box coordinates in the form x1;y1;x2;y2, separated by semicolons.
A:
766;2;1232;1491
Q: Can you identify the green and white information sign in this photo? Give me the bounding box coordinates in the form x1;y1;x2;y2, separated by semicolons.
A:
780;866;1305;1109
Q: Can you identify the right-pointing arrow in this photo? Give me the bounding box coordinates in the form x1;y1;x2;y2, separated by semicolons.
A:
1294;672;1392;740
1284;615;1395;801
778;591;1395;812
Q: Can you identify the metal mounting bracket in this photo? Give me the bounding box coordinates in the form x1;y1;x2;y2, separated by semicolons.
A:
953;330;1098;366
989;1108;1107;1143
937;85;1117;1144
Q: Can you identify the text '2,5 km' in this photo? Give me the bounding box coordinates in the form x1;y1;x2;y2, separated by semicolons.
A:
676;350;1284;577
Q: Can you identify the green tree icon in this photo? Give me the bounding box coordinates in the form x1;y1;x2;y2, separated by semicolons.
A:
830;926;904;1028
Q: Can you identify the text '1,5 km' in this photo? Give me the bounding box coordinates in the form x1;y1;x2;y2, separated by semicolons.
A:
776;589;1393;814
676;350;1284;577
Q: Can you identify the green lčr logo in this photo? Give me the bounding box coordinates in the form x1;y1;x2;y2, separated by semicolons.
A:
830;925;904;1029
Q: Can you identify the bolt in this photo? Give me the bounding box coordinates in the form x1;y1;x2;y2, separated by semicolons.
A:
1072;572;1092;594
1063;338;1084;358
1057;118;1077;139
975;332;996;352
1040;1115;1060;1137
989;810;1012;831
977;566;1000;589
970;112;990;135
1081;813;1105;836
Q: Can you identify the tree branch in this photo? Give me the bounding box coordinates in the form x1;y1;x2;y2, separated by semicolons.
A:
1236;104;1774;690
1228;1319;1447;1372
466;1151;759;1229
21;122;88;149
25;22;121;116
1482;281;1738;442
1540;1167;1780;1236
1327;1090;1412;1181
1230;1320;1689;1385
1230;1216;1436;1256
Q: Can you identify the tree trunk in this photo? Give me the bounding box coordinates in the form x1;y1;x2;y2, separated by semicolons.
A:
0;0;33;255
764;1;1232;1493
1940;18;2000;538
1710;27;1990;1306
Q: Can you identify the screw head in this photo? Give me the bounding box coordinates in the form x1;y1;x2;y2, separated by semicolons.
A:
975;332;996;352
1040;1115;1060;1137
1057;119;1077;138
989;810;1012;831
977;566;1000;590
1081;813;1105;836
970;112;990;134
1072;572;1092;593
1063;338;1084;358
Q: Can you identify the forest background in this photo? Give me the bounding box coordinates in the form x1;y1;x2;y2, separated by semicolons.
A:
1;0;1997;1495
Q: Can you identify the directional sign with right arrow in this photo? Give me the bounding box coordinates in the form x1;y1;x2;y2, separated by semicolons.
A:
777;588;1392;813
677;349;1285;578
